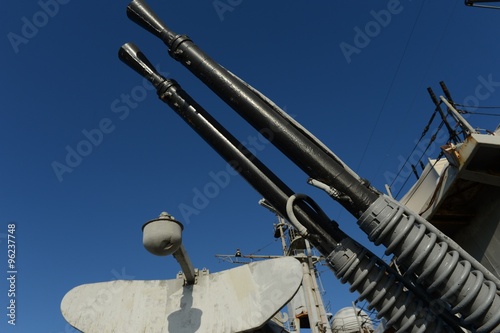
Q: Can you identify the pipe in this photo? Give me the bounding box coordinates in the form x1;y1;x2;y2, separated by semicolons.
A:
173;244;196;285
440;96;478;136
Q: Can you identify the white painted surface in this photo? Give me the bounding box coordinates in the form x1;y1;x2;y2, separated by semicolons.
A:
331;307;373;333
61;257;302;332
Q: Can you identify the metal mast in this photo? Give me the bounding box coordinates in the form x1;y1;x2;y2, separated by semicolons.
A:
216;209;333;333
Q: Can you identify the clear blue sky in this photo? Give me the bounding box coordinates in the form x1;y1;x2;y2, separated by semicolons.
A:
1;1;500;332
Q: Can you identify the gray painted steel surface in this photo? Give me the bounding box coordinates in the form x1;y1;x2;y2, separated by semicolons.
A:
61;257;302;332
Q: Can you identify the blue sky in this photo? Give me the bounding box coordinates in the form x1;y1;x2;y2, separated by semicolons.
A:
1;1;500;332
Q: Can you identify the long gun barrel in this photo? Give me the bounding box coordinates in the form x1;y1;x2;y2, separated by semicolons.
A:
118;43;340;253
126;0;379;218
119;42;463;333
121;2;500;332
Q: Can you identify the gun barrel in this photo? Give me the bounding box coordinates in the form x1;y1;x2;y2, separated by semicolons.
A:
118;43;165;88
127;0;175;45
126;0;379;218
119;42;469;333
119;43;342;252
121;4;500;330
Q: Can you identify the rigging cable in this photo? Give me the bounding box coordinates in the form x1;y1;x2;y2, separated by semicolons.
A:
370;2;458;198
387;111;440;191
355;0;427;173
393;122;447;198
457;109;500;117
248;238;280;256
454;103;500;109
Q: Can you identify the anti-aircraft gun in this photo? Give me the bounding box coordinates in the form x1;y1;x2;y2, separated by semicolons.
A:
117;1;500;332
63;1;500;332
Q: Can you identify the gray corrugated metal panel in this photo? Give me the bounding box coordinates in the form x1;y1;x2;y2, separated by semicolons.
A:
61;257;303;332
